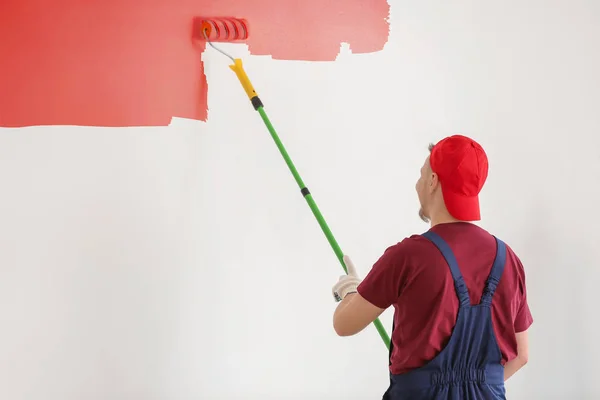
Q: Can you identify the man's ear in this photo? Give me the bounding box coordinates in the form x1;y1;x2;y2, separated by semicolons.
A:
428;172;439;193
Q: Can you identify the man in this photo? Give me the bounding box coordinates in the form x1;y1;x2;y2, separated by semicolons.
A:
332;134;533;399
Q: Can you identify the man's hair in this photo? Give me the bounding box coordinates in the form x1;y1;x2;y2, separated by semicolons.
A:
428;142;435;152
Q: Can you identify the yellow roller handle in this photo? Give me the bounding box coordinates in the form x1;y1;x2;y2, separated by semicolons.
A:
229;58;258;100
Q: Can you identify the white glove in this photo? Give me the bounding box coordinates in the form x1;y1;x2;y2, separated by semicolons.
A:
332;255;362;302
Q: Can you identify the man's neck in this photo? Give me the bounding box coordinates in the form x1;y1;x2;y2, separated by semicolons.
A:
429;211;464;228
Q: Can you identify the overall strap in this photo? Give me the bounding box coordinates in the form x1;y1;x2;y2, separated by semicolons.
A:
422;231;471;307
479;236;507;305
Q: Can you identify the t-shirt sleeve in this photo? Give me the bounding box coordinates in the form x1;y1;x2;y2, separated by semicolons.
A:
513;256;534;332
356;241;410;310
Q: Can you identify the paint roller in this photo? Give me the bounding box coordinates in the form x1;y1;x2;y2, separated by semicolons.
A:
195;17;391;350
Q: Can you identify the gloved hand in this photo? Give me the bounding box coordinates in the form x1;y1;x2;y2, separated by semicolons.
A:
332;255;362;302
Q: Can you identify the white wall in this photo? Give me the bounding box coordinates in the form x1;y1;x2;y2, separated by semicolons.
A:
1;1;599;399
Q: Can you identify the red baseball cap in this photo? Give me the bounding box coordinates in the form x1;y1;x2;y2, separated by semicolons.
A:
429;135;489;221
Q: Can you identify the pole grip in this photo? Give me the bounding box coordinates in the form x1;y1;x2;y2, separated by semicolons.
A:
229;58;258;100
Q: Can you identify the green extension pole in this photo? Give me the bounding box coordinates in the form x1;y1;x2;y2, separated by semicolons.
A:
227;58;391;350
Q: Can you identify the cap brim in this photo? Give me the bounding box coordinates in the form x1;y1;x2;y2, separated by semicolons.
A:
441;187;481;221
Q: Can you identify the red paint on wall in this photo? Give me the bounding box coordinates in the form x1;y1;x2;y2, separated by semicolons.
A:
0;1;389;127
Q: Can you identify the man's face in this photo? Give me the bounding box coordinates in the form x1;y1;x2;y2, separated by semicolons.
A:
415;156;433;223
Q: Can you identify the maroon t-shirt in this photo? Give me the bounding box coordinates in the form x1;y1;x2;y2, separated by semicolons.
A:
357;222;533;375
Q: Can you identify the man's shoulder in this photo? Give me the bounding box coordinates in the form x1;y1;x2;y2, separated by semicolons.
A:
382;223;525;267
382;233;436;260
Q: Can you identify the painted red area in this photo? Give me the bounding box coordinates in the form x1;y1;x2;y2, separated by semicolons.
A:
0;1;389;127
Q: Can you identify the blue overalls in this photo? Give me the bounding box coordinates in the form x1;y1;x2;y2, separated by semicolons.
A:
383;230;508;399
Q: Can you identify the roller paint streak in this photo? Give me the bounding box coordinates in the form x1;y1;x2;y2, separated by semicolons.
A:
0;0;390;127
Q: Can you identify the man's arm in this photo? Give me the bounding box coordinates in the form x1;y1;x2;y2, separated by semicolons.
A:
504;330;529;381
505;249;533;381
333;292;385;336
331;245;406;337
